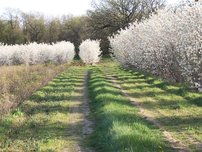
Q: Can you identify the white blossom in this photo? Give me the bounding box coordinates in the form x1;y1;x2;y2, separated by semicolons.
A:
0;41;75;65
79;39;102;64
109;3;202;86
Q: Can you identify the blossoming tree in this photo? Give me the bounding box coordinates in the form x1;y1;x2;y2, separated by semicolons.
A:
79;39;102;64
109;3;202;88
0;41;75;65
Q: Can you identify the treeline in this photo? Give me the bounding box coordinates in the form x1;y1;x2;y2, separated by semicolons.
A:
0;0;165;55
0;9;89;52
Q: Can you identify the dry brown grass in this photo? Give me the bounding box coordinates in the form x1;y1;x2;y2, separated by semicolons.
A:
0;64;67;116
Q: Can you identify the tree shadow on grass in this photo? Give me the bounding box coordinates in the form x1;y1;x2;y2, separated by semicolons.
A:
114;69;202;107
21;103;83;115
88;68;175;152
0;70;85;151
156;115;202;127
1;118;83;151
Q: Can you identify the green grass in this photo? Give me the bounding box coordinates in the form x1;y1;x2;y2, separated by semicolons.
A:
1;60;201;152
99;62;202;151
88;67;173;152
0;66;87;151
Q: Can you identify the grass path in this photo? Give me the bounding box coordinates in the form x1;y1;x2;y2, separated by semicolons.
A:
106;74;190;152
98;61;202;152
0;66;93;152
88;67;174;152
63;70;93;152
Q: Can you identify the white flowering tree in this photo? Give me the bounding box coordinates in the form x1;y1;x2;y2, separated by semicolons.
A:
79;39;102;64
109;3;202;88
0;41;75;65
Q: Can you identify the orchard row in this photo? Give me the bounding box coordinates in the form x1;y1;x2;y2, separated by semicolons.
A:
110;3;202;88
0;40;101;65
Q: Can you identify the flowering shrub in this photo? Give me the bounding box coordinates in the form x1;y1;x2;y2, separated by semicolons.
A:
0;41;75;65
79;39;101;64
109;3;202;88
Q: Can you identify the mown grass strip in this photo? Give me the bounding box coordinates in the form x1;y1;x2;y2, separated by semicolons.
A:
0;67;85;152
101;63;202;151
88;67;173;152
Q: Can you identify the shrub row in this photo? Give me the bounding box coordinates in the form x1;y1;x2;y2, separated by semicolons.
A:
109;3;202;88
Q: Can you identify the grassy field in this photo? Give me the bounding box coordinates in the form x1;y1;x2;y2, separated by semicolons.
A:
0;60;201;152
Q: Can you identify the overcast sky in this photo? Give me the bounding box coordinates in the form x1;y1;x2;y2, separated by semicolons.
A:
0;0;181;16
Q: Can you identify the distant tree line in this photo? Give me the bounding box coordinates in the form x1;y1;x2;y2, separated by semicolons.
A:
0;8;90;52
0;0;165;55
